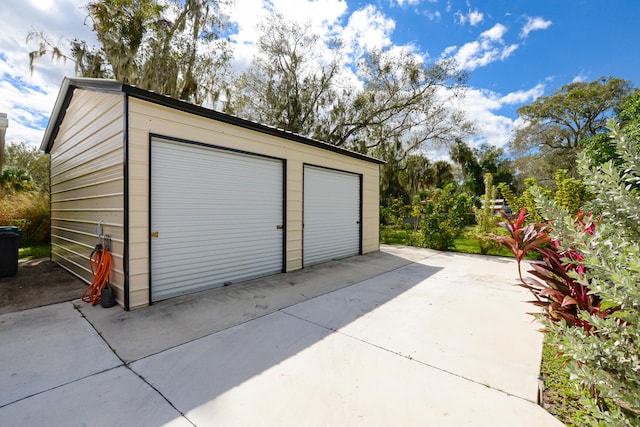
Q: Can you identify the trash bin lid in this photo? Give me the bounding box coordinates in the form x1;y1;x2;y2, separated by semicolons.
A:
0;226;22;236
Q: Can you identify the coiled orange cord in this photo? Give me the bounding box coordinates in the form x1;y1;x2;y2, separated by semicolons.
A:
81;246;113;305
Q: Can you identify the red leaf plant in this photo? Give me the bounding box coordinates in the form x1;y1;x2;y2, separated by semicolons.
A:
491;207;616;331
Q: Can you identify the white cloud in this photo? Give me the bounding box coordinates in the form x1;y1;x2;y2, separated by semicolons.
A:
394;0;421;5
341;5;396;57
0;0;550;156
450;83;546;149
455;9;484;26
223;0;348;71
444;23;519;71
423;10;442;22
572;73;588;83
468;10;484;26
0;0;96;147
520;16;552;38
481;23;507;41
498;83;545;104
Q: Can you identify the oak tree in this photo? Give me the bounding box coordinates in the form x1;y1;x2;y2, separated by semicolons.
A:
510;76;634;181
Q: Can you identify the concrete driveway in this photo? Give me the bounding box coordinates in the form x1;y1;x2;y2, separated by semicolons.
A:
0;245;563;426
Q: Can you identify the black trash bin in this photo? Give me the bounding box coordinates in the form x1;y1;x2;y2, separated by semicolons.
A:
0;226;22;278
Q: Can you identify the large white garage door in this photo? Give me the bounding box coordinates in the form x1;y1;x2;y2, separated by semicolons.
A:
303;165;361;267
151;138;284;301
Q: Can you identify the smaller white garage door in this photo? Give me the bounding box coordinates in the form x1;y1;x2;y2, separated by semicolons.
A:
151;138;284;301
303;165;361;266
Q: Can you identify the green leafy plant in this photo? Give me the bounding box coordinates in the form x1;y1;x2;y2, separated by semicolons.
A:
471;173;502;255
0;168;34;192
554;169;591;216
421;184;473;250
507;114;640;425
536;121;640;424
492;207;616;330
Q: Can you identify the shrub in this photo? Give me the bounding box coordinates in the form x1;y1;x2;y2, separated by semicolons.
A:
0;168;34;192
498;178;551;223
554;169;591;216
421;184;473;250
499;119;640;425
0;191;50;245
472;173;502;255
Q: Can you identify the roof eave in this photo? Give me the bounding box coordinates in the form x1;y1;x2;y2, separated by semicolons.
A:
40;78;384;165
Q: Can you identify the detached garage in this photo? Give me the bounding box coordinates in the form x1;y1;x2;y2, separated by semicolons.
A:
41;78;382;310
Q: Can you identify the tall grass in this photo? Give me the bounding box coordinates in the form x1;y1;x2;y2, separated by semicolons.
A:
0;191;50;245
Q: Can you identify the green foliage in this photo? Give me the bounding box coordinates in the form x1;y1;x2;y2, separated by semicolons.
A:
582;133;621;168
380;155;456;207
620;88;640;123
471;173;502;255
421;184;473;250
497;182;522;214
476;143;514;187
510;76;634;183
379;199;404;226
554;169;591;216
29;0;232;106
520;177;551;223
448;140;513;196
450;139;483;195
540;336;594;426
399;154;433;201
2;142;49;191
534;118;640;425
1;169;34;192
19;243;51;260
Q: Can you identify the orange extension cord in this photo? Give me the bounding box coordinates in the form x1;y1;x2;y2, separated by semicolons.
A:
81;246;112;305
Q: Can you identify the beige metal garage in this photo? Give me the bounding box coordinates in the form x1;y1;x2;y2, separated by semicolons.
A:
41;78;382;310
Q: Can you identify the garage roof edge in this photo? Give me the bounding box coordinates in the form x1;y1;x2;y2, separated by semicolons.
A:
41;77;385;165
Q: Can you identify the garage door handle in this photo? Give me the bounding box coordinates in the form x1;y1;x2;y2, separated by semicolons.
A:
356;221;360;224
151;231;159;238
276;225;283;230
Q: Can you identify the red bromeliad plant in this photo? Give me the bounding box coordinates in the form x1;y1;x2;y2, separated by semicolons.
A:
492;207;615;330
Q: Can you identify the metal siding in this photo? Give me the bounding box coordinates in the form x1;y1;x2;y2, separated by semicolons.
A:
49;90;125;302
150;138;284;301
126;97;380;307
303;165;361;266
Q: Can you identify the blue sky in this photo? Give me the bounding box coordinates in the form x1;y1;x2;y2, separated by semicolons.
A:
0;0;638;156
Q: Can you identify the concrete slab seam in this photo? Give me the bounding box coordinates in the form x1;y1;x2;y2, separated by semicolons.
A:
76;305;196;426
279;309;540;406
0;365;123;410
81;257;435;365
127;368;198;427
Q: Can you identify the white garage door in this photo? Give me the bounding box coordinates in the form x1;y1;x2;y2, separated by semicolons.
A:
151;138;284;301
303;165;361;267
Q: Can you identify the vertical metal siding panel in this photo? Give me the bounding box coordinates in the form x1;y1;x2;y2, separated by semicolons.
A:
150;138;284;301
362;166;380;254
49;90;125;302
126;97;380;305
303;165;361;266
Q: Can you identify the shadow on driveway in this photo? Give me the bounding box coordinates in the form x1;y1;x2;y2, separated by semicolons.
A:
129;258;441;421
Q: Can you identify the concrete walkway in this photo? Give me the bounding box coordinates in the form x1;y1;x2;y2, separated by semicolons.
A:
0;246;564;426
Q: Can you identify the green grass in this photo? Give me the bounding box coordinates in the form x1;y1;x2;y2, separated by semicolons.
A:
380;228;411;245
381;225;518;258
18;243;50;260
381;225;542;260
450;234;514;257
540;335;593;426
